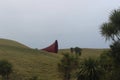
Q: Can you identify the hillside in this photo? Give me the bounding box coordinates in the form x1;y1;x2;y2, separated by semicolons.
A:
0;38;61;80
0;38;106;80
0;38;29;48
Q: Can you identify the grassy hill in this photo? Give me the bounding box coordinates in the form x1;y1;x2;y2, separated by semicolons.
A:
0;38;62;80
0;38;29;48
0;38;107;80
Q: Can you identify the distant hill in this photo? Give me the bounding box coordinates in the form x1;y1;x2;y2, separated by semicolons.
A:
0;38;29;48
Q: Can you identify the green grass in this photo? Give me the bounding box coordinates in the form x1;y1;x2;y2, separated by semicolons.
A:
0;39;61;80
59;48;108;59
0;38;107;80
0;38;29;48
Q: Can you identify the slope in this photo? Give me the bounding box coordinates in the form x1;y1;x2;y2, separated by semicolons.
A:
0;38;106;80
0;38;29;48
0;38;61;80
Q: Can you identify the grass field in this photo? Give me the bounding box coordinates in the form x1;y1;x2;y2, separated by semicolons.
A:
59;48;107;59
0;38;107;80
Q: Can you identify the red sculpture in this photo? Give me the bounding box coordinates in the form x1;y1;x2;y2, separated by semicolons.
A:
42;40;58;53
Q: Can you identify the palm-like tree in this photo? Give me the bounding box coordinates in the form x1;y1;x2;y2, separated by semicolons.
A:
100;23;115;41
100;9;120;42
77;58;103;80
100;8;120;80
110;9;120;27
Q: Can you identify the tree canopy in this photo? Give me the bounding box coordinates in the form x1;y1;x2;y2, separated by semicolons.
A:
100;9;120;42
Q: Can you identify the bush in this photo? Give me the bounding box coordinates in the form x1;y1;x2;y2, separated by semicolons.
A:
0;60;13;80
58;53;79;80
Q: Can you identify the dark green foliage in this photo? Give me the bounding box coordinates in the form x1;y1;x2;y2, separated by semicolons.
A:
99;51;114;80
100;8;120;80
100;23;118;41
58;53;79;80
100;9;120;42
0;60;13;80
99;51;114;72
110;9;120;27
77;74;85;80
77;58;103;80
74;47;82;56
70;47;74;53
107;42;120;80
110;41;120;65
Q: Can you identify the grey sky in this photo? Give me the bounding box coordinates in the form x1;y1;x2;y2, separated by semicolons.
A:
0;0;120;49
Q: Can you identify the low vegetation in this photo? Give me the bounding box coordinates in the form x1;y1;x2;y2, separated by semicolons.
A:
58;53;79;80
0;39;105;80
0;60;13;80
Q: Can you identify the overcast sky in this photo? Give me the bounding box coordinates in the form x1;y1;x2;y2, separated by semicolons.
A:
0;0;120;49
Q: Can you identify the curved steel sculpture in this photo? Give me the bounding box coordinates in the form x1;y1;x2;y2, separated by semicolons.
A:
42;40;58;53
